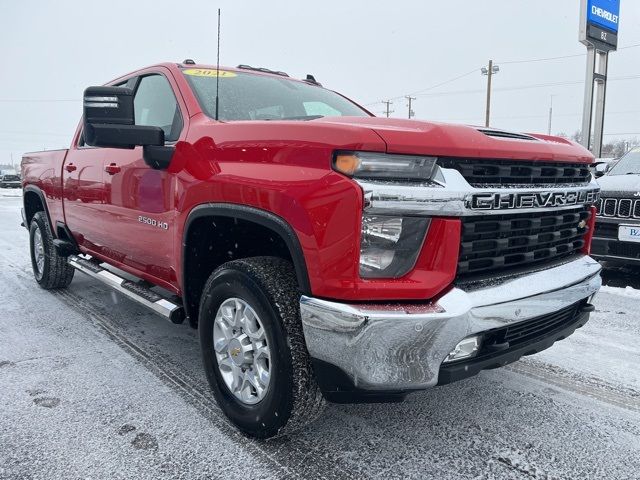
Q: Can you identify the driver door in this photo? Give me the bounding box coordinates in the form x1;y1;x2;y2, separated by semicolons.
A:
98;71;185;285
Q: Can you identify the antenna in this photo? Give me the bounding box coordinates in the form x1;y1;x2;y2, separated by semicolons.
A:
215;8;221;121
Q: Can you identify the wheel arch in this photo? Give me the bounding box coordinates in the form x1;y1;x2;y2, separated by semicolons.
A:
23;185;54;233
182;203;311;327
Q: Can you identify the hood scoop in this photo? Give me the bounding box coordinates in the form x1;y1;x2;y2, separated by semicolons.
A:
476;128;538;141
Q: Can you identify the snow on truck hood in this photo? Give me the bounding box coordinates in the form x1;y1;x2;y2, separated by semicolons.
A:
313;116;594;163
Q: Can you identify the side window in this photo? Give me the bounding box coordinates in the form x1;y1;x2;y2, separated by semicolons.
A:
134;75;183;142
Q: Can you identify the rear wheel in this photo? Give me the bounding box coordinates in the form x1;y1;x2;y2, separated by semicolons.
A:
199;256;325;438
29;211;74;289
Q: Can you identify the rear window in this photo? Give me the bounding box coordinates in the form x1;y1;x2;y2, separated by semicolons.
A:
182;68;370;121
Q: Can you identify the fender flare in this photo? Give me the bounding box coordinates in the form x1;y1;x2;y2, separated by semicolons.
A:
182;203;312;321
23;185;54;235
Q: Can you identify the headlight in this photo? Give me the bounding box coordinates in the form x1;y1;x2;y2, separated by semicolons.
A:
360;214;430;278
334;151;438;182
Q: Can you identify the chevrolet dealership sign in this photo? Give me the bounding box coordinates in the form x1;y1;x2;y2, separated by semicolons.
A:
588;0;620;33
580;0;620;50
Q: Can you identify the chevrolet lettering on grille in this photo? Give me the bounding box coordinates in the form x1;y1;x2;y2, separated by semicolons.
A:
467;189;599;211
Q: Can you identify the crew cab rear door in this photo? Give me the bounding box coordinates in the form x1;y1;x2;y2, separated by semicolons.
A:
97;70;186;287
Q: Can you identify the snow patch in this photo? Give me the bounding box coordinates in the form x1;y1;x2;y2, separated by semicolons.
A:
0;188;22;198
600;285;640;299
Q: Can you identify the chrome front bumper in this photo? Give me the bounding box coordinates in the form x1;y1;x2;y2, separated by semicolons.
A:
300;255;601;391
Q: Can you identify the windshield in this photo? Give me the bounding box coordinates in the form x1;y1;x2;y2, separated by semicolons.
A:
182;68;370;121
608;148;640;176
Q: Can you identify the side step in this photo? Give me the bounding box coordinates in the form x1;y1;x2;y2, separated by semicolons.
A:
67;255;185;324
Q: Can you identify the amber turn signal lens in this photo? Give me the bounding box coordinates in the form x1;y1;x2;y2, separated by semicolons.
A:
334;154;361;175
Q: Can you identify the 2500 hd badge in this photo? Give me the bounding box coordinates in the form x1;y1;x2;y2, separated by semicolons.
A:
138;216;169;230
467;189;599;210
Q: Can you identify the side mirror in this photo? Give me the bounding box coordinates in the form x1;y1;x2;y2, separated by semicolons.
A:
83;86;174;169
594;162;609;178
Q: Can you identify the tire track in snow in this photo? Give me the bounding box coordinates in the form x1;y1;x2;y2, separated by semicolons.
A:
4;241;638;420
0;243;362;479
2;219;639;478
507;361;640;414
51;288;363;480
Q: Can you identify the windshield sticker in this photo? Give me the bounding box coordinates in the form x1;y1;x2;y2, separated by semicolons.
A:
183;69;237;78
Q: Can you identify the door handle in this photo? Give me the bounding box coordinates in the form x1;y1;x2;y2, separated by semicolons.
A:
64;163;77;173
104;163;121;175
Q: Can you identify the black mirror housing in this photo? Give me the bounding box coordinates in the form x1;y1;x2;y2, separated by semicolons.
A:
83;86;135;125
83;86;165;149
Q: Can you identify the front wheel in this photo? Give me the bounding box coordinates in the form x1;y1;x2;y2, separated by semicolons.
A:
199;257;325;438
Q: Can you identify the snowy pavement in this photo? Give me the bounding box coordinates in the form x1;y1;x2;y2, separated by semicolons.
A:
1;194;639;479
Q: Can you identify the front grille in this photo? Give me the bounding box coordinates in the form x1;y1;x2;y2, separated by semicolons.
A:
609;241;640;259
479;302;583;356
594;221;618;239
438;158;591;187
458;207;590;277
596;196;640;218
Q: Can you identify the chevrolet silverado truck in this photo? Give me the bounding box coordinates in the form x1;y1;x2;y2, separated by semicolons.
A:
21;61;602;438
592;147;640;264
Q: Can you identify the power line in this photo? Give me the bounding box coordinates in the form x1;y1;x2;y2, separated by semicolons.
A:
363;43;640;108
0;130;70;137
499;53;585;65
498;42;640;65
363;67;480;106
407;74;640;99
0;99;78;103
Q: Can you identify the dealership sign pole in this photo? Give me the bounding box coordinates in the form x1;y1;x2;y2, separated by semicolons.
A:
579;0;620;157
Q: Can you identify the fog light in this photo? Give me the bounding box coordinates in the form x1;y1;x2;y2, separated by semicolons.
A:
443;336;481;363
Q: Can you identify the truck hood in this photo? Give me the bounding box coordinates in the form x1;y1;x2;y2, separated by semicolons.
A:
314;117;594;164
597;174;640;194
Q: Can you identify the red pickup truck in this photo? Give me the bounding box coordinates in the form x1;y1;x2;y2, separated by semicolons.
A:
21;61;601;438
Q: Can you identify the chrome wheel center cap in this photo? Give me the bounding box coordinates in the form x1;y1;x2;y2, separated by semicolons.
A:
228;338;246;366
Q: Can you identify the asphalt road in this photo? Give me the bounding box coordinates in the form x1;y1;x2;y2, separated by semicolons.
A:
1;193;639;480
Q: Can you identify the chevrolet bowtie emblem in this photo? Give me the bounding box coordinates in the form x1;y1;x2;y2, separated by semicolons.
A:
578;220;587;229
230;347;241;357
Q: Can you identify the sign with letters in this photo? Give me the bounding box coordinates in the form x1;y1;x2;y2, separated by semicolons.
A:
587;0;620;33
580;0;620;50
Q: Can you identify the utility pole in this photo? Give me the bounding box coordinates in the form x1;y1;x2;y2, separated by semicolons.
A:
381;100;394;118
547;95;556;135
405;96;416;119
481;60;499;127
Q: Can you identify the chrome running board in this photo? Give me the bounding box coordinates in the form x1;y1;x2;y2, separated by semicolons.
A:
67;255;184;324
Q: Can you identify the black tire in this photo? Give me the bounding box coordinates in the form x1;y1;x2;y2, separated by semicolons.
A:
199;256;325;438
29;211;74;289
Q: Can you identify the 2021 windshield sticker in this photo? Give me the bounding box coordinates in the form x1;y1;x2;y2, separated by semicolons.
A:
182;69;237;78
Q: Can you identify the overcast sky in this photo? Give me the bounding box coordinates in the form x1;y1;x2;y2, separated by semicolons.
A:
1;0;639;166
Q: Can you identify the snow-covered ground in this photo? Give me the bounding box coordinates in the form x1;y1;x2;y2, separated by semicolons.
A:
1;195;639;479
0;187;22;198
